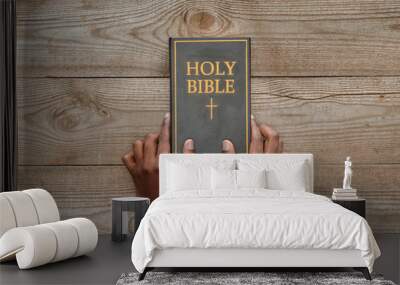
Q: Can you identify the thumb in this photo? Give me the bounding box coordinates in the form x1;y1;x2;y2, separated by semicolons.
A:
183;139;195;153
222;140;235;153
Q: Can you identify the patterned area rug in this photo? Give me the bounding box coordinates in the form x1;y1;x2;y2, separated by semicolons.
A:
116;272;396;285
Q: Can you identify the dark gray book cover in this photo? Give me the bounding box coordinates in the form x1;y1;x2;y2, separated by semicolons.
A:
170;38;251;153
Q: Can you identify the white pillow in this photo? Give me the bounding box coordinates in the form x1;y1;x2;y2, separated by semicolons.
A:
238;159;308;192
212;168;237;190
266;164;307;191
167;163;212;191
236;169;267;189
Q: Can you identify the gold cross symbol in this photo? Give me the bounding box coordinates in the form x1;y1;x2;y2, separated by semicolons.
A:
205;97;218;120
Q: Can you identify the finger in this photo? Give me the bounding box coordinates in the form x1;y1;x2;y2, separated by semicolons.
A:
122;150;135;171
133;139;144;164
222;140;235;153
183;139;195;153
157;113;171;155
249;115;263;153
143;133;159;170
258;124;280;153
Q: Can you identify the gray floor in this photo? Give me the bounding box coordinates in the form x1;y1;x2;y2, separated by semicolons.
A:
0;234;399;285
374;234;400;284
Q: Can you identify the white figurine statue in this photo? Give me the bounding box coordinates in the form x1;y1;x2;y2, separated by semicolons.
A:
342;156;352;190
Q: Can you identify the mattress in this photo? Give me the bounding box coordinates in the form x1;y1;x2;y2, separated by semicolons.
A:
131;190;380;273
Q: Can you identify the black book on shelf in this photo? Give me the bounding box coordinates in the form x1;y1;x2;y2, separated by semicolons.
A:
170;38;251;153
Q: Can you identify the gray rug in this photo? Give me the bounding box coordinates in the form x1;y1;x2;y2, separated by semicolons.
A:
116;272;396;285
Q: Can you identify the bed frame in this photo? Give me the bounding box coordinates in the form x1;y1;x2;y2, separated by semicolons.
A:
139;154;372;280
140;248;370;280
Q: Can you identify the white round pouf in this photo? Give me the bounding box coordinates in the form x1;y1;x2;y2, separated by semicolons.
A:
0;189;98;269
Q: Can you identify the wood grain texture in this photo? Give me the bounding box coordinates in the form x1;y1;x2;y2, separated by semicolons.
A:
17;0;400;77
17;166;135;233
315;164;400;233
17;164;400;233
16;0;400;233
18;77;400;165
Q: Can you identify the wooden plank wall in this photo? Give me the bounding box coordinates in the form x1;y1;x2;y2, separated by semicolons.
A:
16;0;400;233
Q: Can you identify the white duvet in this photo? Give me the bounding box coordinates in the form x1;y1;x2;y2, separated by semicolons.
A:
131;190;380;273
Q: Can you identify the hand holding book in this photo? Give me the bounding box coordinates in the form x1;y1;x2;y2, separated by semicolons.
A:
122;113;283;201
220;115;283;154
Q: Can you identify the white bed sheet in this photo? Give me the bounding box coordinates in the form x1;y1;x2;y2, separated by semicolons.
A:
131;190;380;273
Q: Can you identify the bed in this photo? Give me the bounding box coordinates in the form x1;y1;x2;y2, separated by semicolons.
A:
131;154;380;280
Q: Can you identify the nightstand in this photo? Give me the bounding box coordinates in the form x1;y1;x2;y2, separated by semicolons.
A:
332;198;366;218
112;197;150;242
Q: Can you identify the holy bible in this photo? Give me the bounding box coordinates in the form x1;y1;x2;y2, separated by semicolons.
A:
170;38;251;153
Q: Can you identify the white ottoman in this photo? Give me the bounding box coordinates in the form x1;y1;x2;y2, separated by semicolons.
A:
0;189;98;269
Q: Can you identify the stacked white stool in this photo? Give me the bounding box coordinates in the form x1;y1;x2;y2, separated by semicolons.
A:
0;189;98;269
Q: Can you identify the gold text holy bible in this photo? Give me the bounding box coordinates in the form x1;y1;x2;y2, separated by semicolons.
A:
170;38;251;153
